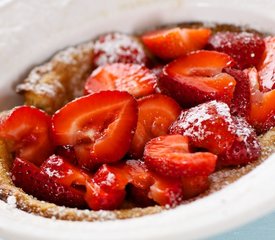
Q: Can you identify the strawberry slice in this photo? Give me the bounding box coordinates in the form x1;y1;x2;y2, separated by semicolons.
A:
40;155;89;188
207;31;265;69
93;32;148;66
55;145;78;165
218;117;261;167
12;158;86;208
158;50;236;107
128;94;181;159
0;106;53;165
224;68;251;119
142;27;211;60
85;164;128;210
170;101;236;154
181;176;210;199
258;36;275;91
52;91;138;170
144;135;217;178
84;63;157;98
246;67;275;133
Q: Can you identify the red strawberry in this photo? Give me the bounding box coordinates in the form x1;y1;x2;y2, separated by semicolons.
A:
246;67;275;133
84;63;157;98
224;68;251;119
258;36;275;91
40;155;89;188
93;32;148;66
142;27;211;60
207;31;265;69
85;164;128;210
128;94;181;159
128;186;155;207
0;106;53;165
181;176;210;199
55;145;77;165
12;158;86;208
143;135;217;178
158;50;236;107
52;91;138;170
218;117;261;167
170;101;236;154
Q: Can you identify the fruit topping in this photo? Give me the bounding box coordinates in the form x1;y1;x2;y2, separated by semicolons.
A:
93;32;148;66
181;176;210;199
142;27;211;60
170;101;236;154
52;91;138;170
158;50;236;107
143;135;217;178
258;36;275;91
207;31;265;69
0;106;53;165
12;158;86;208
128;94;181;158
246;67;275;133
218;117;261;167
84;63;157;98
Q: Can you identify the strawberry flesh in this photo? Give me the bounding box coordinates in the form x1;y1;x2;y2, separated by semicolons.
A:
52;91;138;170
158;50;236;107
128;94;181;159
84;63;157;98
207;31;265;69
170;101;236;154
181;176;210;199
142;27;211;60
12;158;86;208
144;135;217;178
0;106;53;165
93;32;148;66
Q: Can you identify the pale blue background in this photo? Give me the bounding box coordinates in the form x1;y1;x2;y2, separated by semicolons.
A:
209;212;275;239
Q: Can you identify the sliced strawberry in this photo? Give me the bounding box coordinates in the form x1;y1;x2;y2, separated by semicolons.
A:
0;106;53;165
158;50;236;107
55;145;77;165
52;91;138;170
181;176;210;199
85;164;128;210
246;67;275;133
40;155;89;188
224;68;251;119
93;32;148;66
142;27;211;60
218;117;261;167
258;36;275;91
84;63;157;98
207;31;265;69
128;185;155;207
12;158;86;208
170;101;236;154
128;94;181;159
144;135;217;178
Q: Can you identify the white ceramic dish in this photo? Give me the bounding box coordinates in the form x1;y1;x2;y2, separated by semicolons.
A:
0;0;275;239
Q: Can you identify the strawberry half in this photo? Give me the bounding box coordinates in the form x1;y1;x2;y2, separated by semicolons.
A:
181;176;210;199
170;101;236;154
93;32;148;66
218;117;261;167
258;36;275;91
84;63;157;98
12;158;86;208
128;94;181;159
0;106;53;165
207;31;265;69
144;135;217;178
85;164;128;210
52;91;138;170
158;50;236;107
40;155;89;188
246;67;275;133
142;27;211;60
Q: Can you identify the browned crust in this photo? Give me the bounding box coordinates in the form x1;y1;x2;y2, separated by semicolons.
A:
0;129;274;221
16;41;95;114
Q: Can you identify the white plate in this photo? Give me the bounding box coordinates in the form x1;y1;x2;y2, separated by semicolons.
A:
0;0;275;239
